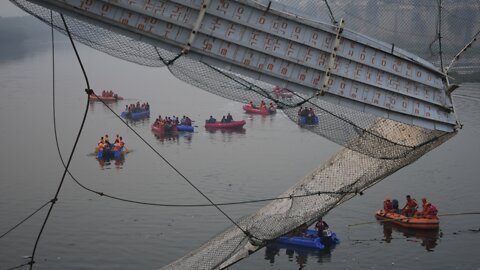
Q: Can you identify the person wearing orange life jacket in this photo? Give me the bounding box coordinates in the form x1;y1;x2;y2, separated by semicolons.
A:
424;202;439;219
260;100;267;110
415;197;430;217
113;141;121;152
383;198;393;213
401;195;418;217
119;136;125;147
97;141;104;152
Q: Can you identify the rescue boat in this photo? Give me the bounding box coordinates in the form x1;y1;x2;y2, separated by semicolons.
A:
273;229;340;250
89;95;123;102
242;104;276;115
151;124;178;135
121;110;150;121
204;120;246;129
176;125;194;132
375;210;439;230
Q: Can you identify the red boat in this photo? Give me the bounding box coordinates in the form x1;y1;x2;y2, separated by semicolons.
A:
151;124;178;135
205;120;246;129
272;87;293;98
375;210;439;230
242;104;276;115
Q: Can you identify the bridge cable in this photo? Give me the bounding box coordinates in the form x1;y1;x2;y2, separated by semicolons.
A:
28;13;92;270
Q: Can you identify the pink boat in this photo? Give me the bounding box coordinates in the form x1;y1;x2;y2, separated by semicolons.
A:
242;104;276;115
205;120;246;129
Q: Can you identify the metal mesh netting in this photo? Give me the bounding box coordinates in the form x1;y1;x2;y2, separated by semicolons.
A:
279;0;480;78
10;0;466;269
162;119;454;269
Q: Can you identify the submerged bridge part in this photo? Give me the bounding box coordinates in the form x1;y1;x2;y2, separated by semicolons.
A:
9;0;471;269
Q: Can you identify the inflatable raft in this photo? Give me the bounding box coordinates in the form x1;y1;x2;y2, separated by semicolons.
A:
298;115;319;125
273;229;340;250
375;210;439;230
97;146;126;160
272;88;293;98
121;110;150;121
176;125;194;132
242;104;276;115
151;124;178;135
205;120;246;129
89;95;123;102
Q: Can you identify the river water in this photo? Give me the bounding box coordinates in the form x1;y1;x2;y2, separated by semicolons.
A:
0;40;479;270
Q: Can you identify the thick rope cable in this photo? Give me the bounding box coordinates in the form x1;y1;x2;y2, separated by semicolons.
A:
44;35;250;238
5;262;30;270
28;14;91;270
0;200;51;240
87;91;262;238
323;0;336;24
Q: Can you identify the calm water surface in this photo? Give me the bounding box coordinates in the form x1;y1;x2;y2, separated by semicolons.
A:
0;43;479;270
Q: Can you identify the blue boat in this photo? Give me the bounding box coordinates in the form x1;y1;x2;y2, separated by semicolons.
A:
298;115;319;125
121;110;150;121
176;125;194;132
273;229;339;250
97;146;126;160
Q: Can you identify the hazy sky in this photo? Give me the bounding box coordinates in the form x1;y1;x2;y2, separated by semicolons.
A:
0;1;28;17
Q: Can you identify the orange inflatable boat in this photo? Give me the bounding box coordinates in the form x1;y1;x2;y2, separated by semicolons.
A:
375;210;439;230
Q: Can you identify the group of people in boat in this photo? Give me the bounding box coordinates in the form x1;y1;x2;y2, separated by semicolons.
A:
383;195;438;219
206;113;234;123
248;100;276;113
124;101;150;113
97;134;126;153
298;106;318;124
101;89;119;98
153;115;193;131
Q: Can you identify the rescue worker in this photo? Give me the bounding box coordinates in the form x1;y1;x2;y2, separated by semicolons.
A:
383;198;393;213
424;202;439;219
401;195;418;217
315;217;329;237
415;197;430;217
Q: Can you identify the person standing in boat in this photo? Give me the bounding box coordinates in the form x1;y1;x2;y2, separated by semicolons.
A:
315;217;329;237
226;113;233;123
401;195;418;217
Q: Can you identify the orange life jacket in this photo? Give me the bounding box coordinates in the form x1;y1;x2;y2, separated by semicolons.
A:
384;200;393;211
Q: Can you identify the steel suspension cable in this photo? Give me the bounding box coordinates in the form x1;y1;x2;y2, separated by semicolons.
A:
28;14;91;270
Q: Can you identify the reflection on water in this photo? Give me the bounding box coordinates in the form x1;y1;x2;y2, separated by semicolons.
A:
97;156;125;170
205;127;246;134
265;243;334;269
381;222;441;251
154;133;180;144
